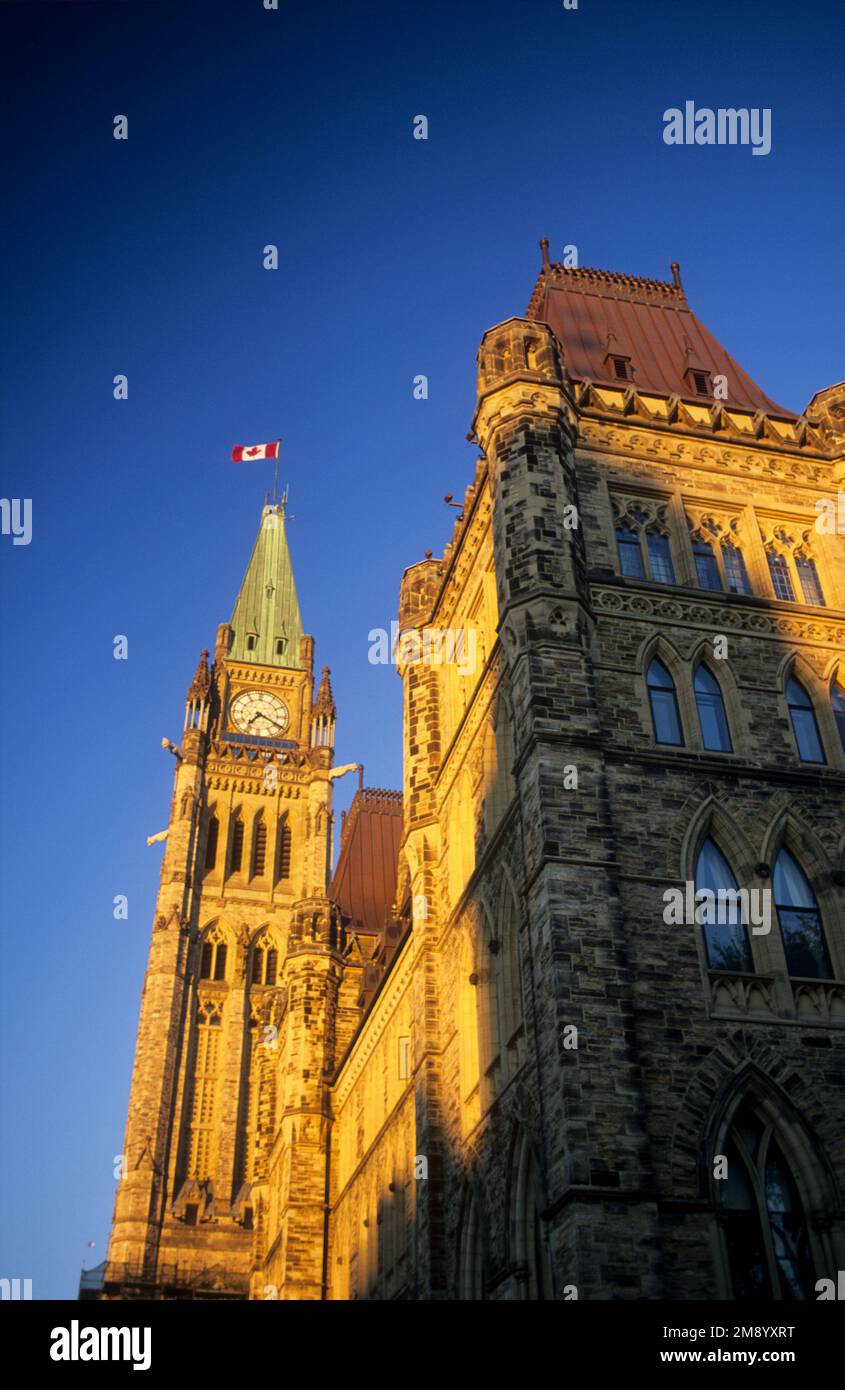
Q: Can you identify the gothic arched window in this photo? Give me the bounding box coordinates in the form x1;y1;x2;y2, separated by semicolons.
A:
773;849;833;980
200;933;228;981
693;538;721;590
694;665;732;752
722;541;752;595
646;530;676;584
831;680;845;753
647;657;683;745
250;937;278;986
718;1103;814;1300
615;522;644;578
795;555;825;607
786;678;825;764
767;551;796;602
695;839;753;973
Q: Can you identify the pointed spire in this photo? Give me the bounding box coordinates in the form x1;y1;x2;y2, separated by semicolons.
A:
187;649;211;701
313;666;336;720
311;666;336;749
229;503;304;668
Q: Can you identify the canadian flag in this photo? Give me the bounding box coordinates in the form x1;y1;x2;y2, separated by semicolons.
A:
231;441;280;463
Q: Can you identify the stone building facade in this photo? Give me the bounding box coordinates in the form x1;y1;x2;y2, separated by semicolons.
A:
96;249;845;1300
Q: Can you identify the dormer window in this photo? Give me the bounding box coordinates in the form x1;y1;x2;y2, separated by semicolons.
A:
246;634;257;652
275;637;287;656
683;361;712;396
609;355;632;381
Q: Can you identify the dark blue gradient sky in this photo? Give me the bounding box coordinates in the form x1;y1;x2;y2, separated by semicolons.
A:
1;0;843;1298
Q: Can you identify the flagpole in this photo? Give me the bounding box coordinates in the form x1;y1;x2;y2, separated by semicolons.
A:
273;439;281;507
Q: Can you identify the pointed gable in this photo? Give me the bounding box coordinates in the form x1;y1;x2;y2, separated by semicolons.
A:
229;503;304;669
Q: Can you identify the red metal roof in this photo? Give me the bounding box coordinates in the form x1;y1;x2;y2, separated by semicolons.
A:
330;788;403;935
526;262;796;418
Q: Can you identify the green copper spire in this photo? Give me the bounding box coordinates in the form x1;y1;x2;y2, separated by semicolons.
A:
229;503;304;668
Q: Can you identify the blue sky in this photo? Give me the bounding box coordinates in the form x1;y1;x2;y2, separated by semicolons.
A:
1;0;843;1299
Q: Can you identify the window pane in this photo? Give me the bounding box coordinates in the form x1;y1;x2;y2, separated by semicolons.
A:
832;682;845;753
765;1143;813;1301
213;944;227;981
795;556;825;607
720;1141;771;1299
695;839;754;972
723;543;752;595
647;659;683;744
205;817;219;870
647;657;674;689
767;552;795;601
773;848;816;908
786;681;825;763
694;666;732;752
616;525;644;578
646;531;675;584
773;850;832;979
693;540;721;590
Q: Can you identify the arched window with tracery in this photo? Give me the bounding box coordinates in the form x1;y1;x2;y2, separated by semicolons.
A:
695;839;754;973
722;539;753;595
199;926;228;981
250;933;278;986
773;848;833;980
717;1101;815;1300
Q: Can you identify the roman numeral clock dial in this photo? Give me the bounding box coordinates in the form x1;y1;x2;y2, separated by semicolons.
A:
229;689;290;738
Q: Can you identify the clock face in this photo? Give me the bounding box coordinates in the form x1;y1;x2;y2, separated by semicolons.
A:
229;690;290;737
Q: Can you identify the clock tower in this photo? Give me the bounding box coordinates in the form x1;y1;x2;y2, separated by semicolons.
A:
103;500;346;1299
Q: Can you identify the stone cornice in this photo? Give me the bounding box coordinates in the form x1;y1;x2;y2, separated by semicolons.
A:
592;582;845;646
577;414;833;487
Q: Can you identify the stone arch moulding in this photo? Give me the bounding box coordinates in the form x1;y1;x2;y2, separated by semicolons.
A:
759;807;833;888
636;629;686;677
776;648;827;700
704;1060;843;1242
678;793;758;885
669;1044;840;1207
